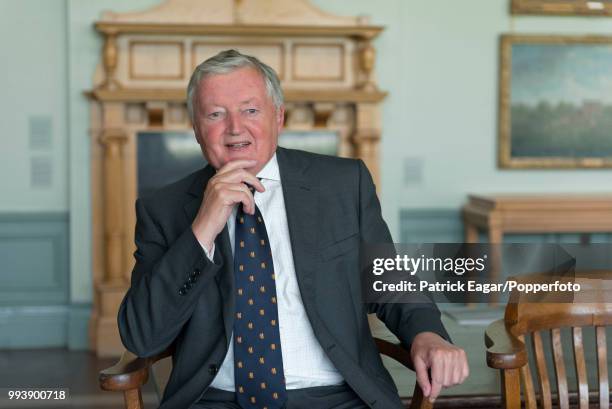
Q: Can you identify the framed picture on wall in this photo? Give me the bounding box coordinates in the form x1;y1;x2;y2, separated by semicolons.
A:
499;35;612;168
511;0;612;15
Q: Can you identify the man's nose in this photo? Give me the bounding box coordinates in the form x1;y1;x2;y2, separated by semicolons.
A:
228;112;243;135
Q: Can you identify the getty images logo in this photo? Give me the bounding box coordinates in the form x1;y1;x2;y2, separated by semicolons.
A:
371;254;488;276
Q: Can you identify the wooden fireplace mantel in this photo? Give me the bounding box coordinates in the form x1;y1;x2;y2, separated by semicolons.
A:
87;0;387;356
87;88;388;103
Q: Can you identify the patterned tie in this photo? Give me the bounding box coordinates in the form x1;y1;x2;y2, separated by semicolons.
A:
233;185;287;409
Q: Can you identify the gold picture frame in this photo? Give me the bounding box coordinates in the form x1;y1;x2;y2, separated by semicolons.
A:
511;0;612;16
499;35;612;168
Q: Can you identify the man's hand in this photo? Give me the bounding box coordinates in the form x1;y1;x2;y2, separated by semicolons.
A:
411;331;469;402
192;160;265;252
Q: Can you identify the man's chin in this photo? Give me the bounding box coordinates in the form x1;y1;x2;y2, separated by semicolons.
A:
213;158;262;175
245;162;264;175
226;151;255;163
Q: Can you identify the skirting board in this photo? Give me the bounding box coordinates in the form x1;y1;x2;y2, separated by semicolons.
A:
0;304;91;349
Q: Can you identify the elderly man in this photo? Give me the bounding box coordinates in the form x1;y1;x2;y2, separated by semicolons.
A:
118;50;468;409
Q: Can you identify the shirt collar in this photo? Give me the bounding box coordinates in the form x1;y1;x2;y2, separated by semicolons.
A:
256;153;280;182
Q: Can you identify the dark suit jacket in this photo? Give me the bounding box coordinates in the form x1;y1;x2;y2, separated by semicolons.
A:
118;147;449;409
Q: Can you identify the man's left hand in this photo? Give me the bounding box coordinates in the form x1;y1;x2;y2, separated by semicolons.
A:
410;331;469;402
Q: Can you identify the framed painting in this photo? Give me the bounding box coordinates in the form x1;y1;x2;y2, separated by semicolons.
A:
511;0;612;15
499;35;612;168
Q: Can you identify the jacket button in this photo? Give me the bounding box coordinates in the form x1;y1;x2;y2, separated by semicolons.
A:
208;364;218;375
188;276;196;284
178;288;186;296
194;268;202;276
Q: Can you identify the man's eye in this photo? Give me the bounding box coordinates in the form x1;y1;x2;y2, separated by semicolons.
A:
245;108;258;115
207;112;222;119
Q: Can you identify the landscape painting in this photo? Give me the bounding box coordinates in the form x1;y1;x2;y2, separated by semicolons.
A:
499;35;612;168
511;0;612;16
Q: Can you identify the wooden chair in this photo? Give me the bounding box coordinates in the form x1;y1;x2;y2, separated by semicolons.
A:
485;271;612;409
99;337;432;409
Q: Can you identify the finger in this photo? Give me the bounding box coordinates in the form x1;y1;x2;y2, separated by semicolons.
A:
429;356;444;402
249;177;265;193
216;160;258;176
456;366;465;385
222;189;254;215
240;172;265;193
413;357;431;398
443;354;454;386
460;353;469;383
449;351;468;385
238;189;255;215
225;184;256;214
453;353;466;384
216;169;265;193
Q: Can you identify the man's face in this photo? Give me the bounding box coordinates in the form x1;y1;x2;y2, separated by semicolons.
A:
192;66;284;175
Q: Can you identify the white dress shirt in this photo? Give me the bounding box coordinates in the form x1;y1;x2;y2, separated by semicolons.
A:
207;153;344;391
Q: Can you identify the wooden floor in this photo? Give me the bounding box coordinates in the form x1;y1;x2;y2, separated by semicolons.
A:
0;349;157;409
0;346;499;408
0;345;496;409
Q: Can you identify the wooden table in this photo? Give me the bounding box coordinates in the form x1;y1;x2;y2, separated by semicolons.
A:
462;194;612;302
463;194;612;243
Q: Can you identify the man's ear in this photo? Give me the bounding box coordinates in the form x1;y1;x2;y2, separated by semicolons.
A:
276;105;285;133
191;94;204;144
193;119;204;146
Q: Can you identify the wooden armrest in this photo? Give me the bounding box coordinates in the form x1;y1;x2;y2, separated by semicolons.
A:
373;337;432;409
374;337;412;368
485;319;527;370
99;348;173;392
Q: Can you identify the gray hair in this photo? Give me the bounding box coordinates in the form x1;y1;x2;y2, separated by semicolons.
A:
187;49;284;122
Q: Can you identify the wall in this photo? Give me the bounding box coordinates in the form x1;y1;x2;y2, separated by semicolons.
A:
65;0;160;305
0;0;73;347
311;0;612;241
0;0;159;348
0;0;68;211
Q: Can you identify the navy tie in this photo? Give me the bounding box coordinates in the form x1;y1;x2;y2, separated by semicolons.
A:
233;186;287;409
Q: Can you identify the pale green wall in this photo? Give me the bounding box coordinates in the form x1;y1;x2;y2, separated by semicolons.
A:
66;0;160;304
0;0;68;211
2;0;611;306
312;0;612;233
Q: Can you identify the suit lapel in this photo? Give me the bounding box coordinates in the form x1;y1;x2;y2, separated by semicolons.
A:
183;165;214;225
183;165;235;346
216;225;234;345
276;148;319;311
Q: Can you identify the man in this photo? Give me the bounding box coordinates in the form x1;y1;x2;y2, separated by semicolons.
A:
118;50;468;409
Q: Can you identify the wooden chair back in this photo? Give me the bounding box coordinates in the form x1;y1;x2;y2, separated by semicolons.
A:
486;271;612;409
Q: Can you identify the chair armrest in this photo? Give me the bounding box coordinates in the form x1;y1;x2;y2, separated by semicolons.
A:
99;348;173;392
373;337;432;409
374;337;412;368
485;319;527;370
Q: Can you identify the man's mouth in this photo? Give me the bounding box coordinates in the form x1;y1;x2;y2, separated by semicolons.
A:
226;142;251;149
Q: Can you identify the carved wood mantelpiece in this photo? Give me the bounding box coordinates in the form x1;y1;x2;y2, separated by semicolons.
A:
88;88;387;103
88;0;387;356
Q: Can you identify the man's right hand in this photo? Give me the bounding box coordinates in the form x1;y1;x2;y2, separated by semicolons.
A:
191;160;265;252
